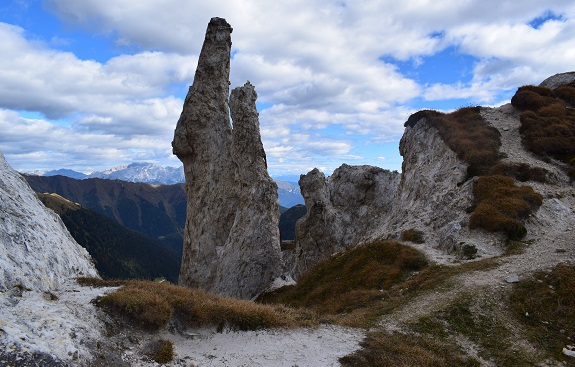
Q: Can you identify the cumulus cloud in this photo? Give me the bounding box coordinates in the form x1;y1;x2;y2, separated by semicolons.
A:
1;0;575;174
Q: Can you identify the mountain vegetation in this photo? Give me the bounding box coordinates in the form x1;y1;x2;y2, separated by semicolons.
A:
38;193;180;283
511;83;575;179
278;204;307;241
406;106;545;240
26;175;186;257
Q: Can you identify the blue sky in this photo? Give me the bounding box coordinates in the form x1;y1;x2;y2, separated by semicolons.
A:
0;1;574;177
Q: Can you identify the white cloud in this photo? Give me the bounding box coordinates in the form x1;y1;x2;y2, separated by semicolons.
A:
1;1;575;175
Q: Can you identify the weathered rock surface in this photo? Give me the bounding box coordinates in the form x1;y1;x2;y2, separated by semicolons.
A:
385;116;476;255
0;151;98;291
173;18;281;299
294;115;492;276
294;164;399;277
539;71;575;89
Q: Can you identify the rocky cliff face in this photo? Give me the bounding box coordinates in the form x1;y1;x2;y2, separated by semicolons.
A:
173;18;281;299
386;116;477;255
0;151;97;291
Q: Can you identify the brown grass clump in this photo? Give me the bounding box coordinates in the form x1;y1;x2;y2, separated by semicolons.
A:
511;85;556;111
405;107;501;178
554;85;575;106
145;339;174;364
260;241;428;317
94;280;316;331
400;228;425;243
511;84;575;179
469;175;543;240
488;162;548;183
511;264;575;362
339;331;479;367
76;277;126;287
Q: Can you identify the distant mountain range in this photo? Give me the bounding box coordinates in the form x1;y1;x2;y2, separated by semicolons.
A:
25;175;187;257
36;162;304;208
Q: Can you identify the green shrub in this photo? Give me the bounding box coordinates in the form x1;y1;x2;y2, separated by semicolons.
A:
469;175;543;240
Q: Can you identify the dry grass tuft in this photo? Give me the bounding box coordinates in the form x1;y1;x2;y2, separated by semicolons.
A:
511;84;575;179
339;331;480;367
145;339;174;364
260;241;428;317
93;280;316;331
76;277;125;287
489;162;548;183
469;175;543;240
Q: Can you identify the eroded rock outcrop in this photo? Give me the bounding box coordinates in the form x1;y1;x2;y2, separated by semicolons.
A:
173;18;281;299
294;115;487;277
0;151;98;291
294;164;399;277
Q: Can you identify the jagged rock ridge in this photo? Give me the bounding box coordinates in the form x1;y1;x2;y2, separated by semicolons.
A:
294;72;575;278
173;18;281;299
0;151;97;291
294;165;400;277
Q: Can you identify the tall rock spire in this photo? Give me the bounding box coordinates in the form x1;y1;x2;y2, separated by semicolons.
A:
172;18;281;299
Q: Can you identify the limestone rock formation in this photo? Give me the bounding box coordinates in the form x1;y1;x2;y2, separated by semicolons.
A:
294;164;399;277
386;116;475;255
172;18;281;299
293;115;490;277
0;151;98;291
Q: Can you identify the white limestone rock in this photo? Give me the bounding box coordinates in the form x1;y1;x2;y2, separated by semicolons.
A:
0;151;98;292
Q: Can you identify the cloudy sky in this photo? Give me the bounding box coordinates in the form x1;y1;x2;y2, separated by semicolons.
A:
0;1;574;178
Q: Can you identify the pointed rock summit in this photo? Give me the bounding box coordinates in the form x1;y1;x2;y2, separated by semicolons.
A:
173;18;281;299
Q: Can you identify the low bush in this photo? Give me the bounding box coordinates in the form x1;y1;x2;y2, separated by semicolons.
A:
93;280;316;331
405;107;501;178
511;264;575;363
511;86;556;111
400;229;425;243
553;85;575;106
469;175;543;240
